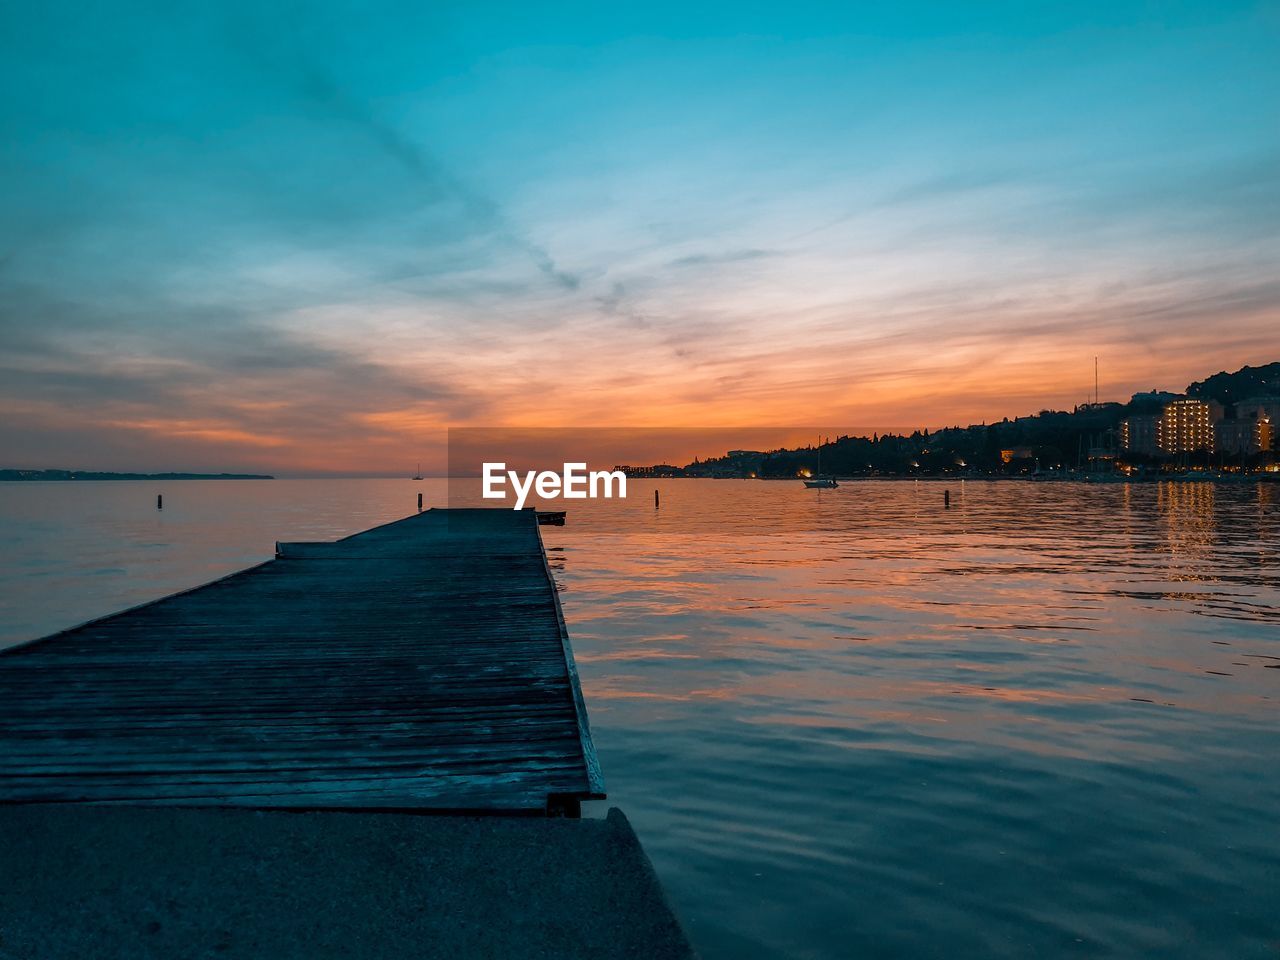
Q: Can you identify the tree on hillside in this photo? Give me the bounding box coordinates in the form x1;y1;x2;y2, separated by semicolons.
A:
1186;362;1280;405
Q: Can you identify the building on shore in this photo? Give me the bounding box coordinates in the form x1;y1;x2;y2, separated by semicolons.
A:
1120;415;1160;456
1215;415;1274;455
1124;397;1272;459
999;446;1036;463
1234;397;1280;429
1156;398;1222;454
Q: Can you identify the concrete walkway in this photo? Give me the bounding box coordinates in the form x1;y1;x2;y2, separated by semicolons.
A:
0;805;695;959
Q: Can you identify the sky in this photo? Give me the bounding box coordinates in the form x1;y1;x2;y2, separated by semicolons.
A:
1;1;1277;475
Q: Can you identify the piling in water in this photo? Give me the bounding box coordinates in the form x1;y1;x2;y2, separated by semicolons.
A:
655;489;660;509
417;492;423;512
944;490;950;509
157;494;163;510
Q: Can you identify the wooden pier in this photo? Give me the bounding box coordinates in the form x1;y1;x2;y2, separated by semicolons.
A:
0;508;696;958
0;508;603;813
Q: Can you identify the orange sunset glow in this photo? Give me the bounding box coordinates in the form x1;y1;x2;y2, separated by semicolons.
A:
8;323;1276;475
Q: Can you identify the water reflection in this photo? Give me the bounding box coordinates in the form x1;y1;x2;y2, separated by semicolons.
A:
1157;480;1218;563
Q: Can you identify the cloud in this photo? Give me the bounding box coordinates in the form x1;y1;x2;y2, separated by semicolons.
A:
257;49;582;292
666;248;775;268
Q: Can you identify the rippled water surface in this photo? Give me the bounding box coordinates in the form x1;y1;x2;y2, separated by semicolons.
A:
2;479;1277;958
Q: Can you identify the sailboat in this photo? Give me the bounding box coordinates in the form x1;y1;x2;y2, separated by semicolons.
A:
412;462;423;481
803;437;838;488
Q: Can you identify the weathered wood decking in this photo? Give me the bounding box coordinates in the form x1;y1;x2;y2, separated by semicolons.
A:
0;508;604;813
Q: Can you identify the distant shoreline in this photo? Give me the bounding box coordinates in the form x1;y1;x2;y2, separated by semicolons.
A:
633;473;1277;483
0;470;274;482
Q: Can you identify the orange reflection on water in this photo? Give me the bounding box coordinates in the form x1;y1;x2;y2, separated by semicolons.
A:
549;478;1279;772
